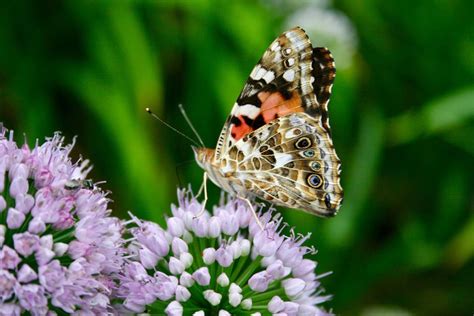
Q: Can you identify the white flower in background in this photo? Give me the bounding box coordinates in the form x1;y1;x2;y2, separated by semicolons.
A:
273;0;358;69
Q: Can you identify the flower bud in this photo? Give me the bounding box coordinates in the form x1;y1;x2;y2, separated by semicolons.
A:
172;237;188;256
53;242;68;257
217;272;229;287
0;246;20;269
203;290;222;306
268;295;285;313
266;259;285;280
28;217;46;234
248;271;271;292
7;208;25;229
9;177;28;198
13;232;40;257
17;264;38;283
292;259;317;278
239;239;251;256
283;301;299;314
215;245;233;267
165;300;183;316
283;278;306;297
179;271;194;288
202;247;216;265
175;285;191;302
192;267;210;286
229;292;243;307
229;283;242;293
180;252;193;269
191;216;208;237
241;298;252;310
169;257;185;275
140;248;159;269
167;217;185;237
208;216;221;238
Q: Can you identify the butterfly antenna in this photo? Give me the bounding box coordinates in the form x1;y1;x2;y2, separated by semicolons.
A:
178;104;205;147
146;107;200;147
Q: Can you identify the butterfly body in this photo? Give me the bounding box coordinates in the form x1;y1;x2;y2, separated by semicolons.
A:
194;27;343;217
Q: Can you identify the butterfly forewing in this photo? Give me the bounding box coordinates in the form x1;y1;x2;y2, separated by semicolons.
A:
215;27;336;160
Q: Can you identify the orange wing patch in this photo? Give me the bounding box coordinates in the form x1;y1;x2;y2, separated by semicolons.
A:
230;116;253;141
230;91;304;141
259;90;304;122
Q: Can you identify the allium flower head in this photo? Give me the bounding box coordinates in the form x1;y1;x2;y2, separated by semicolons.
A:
0;127;124;314
116;189;333;315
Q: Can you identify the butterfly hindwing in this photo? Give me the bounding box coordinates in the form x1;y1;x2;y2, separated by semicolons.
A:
220;112;343;216
215;27;336;160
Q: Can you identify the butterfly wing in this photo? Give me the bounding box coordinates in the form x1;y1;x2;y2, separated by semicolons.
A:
215;26;336;161
220;112;343;217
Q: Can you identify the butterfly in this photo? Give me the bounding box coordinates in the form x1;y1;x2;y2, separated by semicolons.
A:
193;27;343;218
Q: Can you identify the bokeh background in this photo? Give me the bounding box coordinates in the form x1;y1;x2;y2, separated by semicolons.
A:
1;1;473;314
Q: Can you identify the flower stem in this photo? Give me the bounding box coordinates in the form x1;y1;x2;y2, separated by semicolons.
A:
235;256;262;287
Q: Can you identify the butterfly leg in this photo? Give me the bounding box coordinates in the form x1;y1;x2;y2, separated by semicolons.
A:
194;172;208;219
240;197;264;231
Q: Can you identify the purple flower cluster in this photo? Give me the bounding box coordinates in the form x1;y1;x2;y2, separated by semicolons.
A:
0;128;123;315
115;189;333;315
0;126;335;315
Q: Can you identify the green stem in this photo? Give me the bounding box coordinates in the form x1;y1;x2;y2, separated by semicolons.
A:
236;256;263;287
231;255;249;281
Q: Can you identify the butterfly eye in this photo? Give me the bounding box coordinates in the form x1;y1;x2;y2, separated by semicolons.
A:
310;161;321;171
295;137;312;149
302;149;315;158
307;174;323;188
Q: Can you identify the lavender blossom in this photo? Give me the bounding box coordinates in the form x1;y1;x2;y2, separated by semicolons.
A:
0;127;124;314
115;189;333;315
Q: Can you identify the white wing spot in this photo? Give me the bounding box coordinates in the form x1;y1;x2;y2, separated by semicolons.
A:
271;42;280;52
250;65;260;79
287;58;295;66
283;69;295;82
274;152;293;168
262;71;275;83
232;104;261;119
289;114;304;126
284;128;302;139
255;67;267;80
259;128;270;140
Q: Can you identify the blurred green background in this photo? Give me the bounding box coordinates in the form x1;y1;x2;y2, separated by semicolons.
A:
1;0;473;314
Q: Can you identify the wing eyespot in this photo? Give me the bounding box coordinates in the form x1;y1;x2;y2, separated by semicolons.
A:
310;161;321;171
302;149;315;158
307;174;323;189
295;137;312;149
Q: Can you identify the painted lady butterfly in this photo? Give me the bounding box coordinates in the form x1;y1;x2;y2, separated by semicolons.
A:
193;27;343;218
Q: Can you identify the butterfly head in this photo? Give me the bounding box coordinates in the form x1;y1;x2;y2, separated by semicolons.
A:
192;146;215;169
